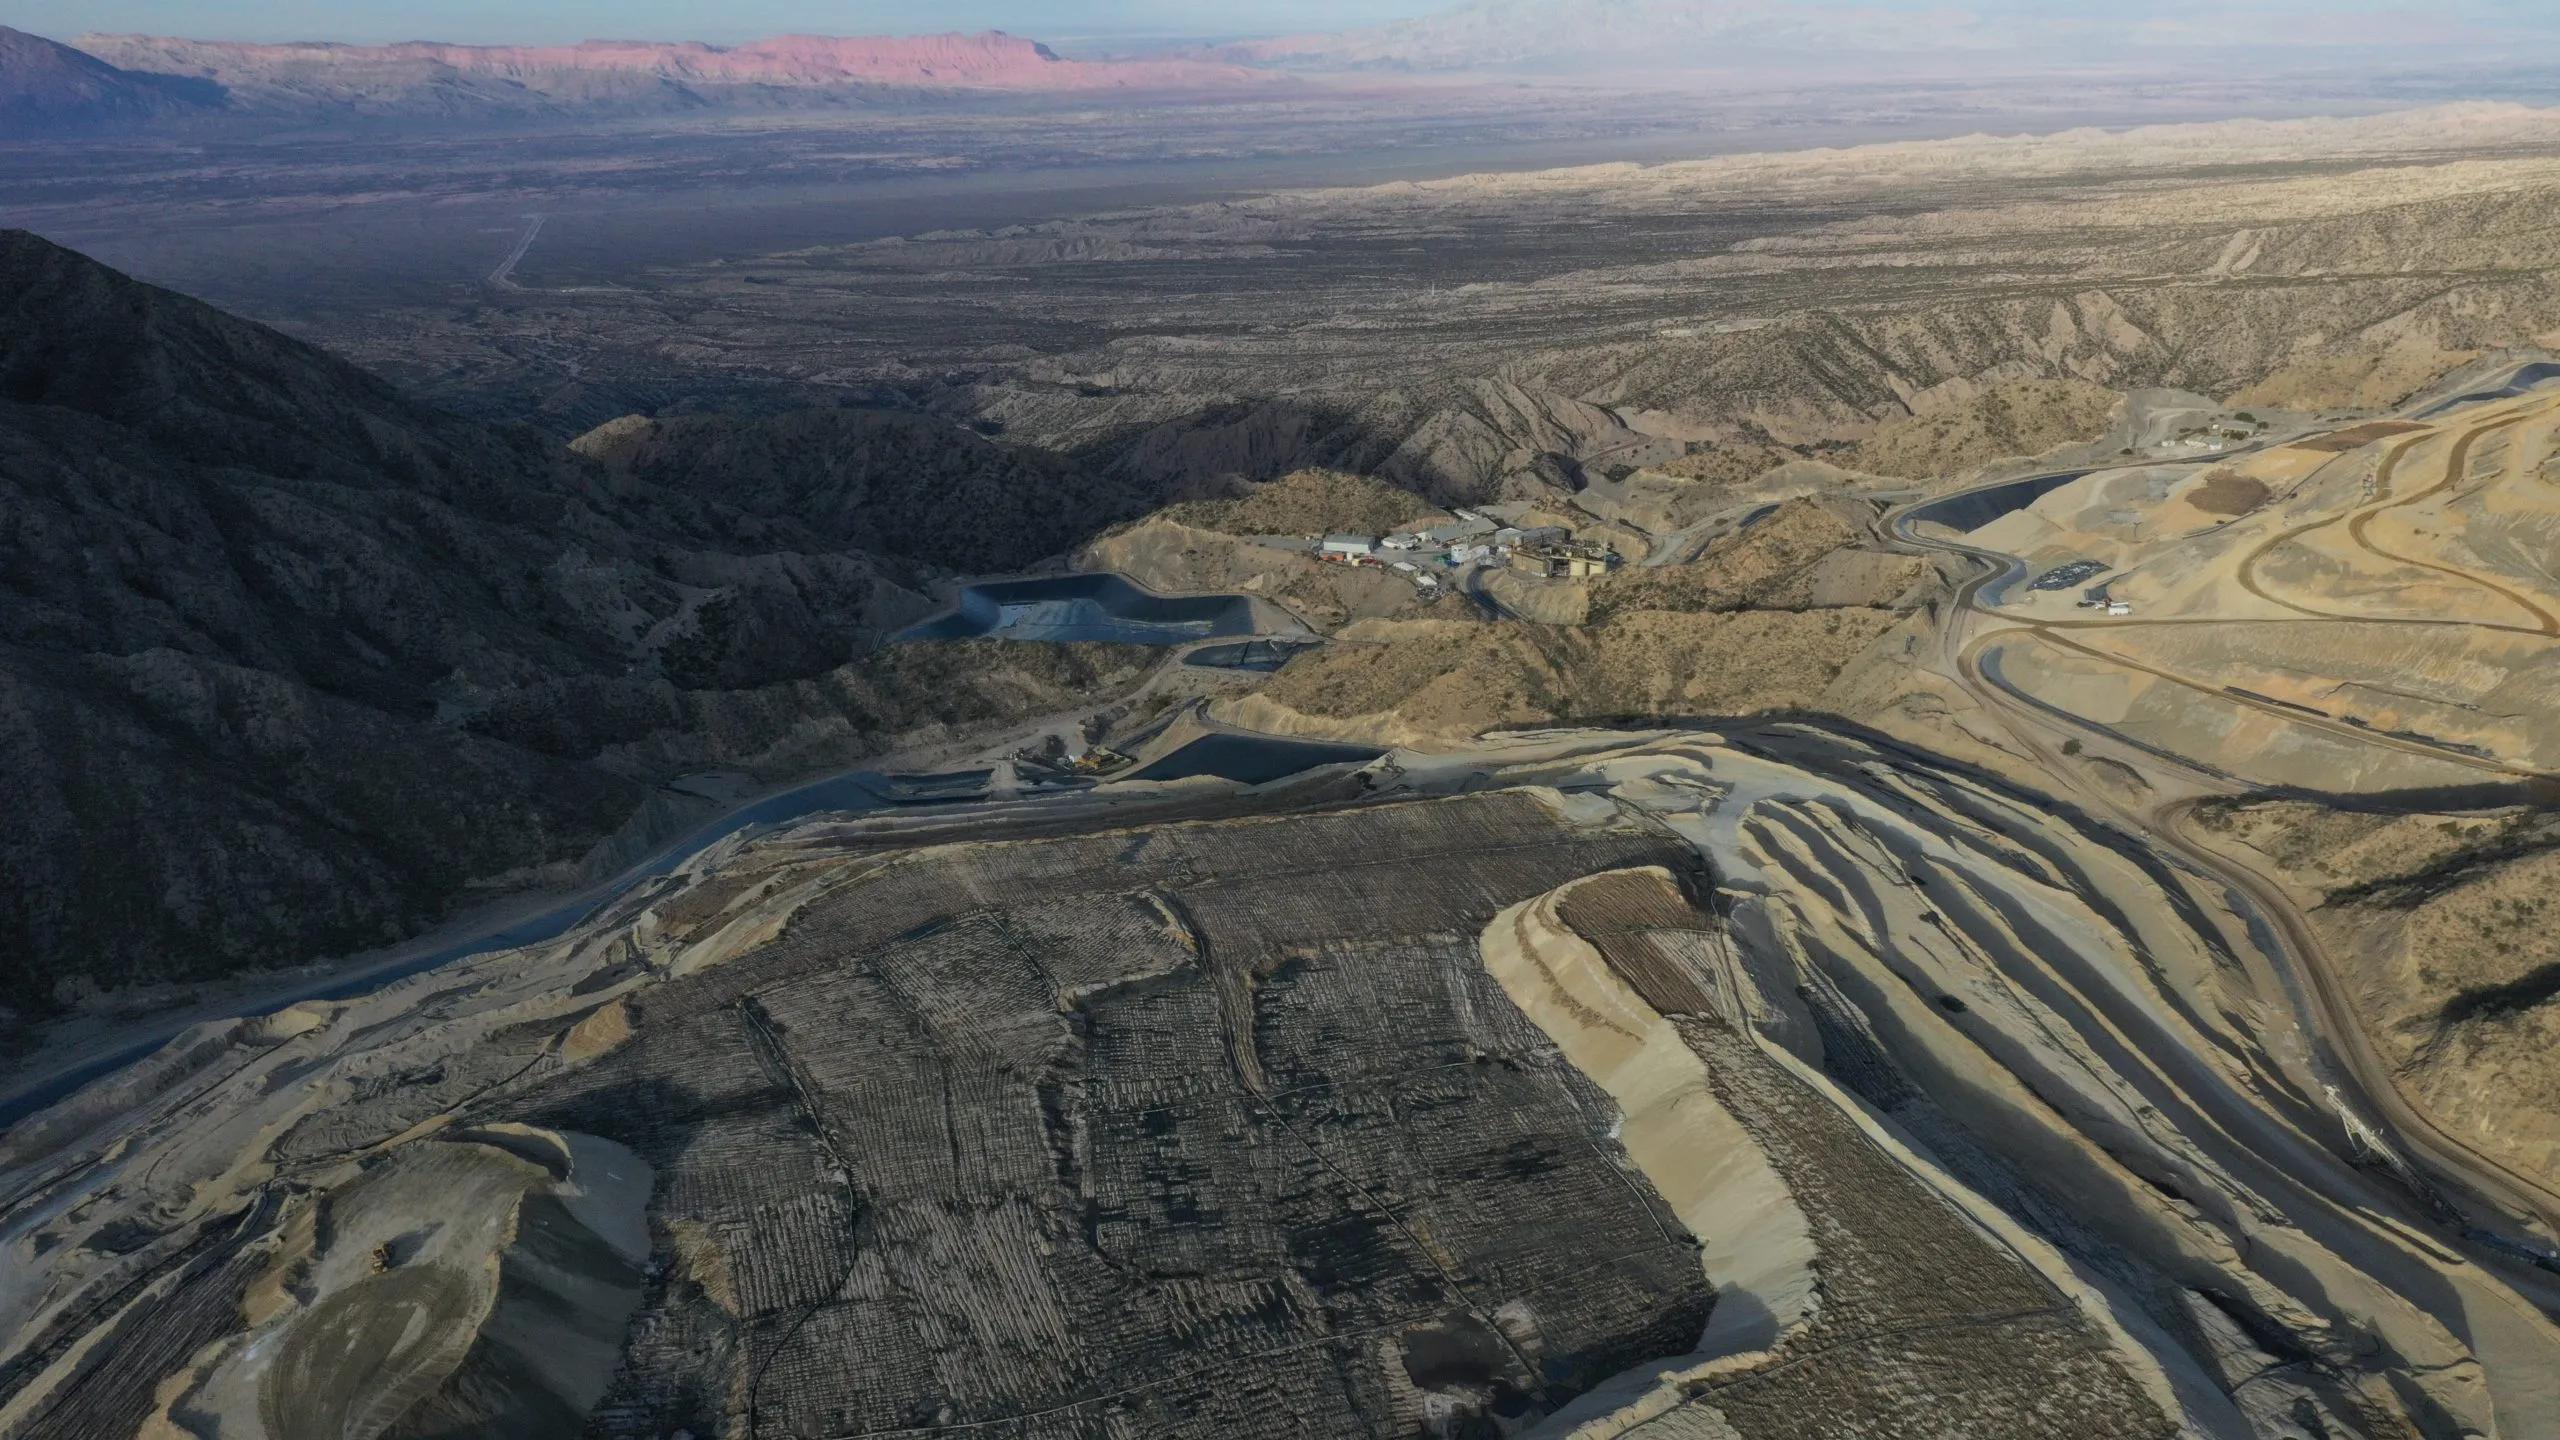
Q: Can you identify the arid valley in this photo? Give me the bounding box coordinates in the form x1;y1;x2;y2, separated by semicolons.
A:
9;4;2560;1438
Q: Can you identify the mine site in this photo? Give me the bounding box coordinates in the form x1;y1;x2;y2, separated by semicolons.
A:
9;1;2560;1438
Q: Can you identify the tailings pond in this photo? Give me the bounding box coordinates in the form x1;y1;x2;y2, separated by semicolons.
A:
1185;638;1325;672
2418;360;2560;419
1128;734;1385;785
898;573;1269;646
1902;470;2090;535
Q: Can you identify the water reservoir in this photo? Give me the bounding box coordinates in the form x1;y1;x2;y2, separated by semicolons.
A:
897;573;1265;645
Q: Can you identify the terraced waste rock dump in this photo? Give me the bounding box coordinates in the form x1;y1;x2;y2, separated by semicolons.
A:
3;1124;649;1440
5;725;2556;1438
1485;868;2167;1439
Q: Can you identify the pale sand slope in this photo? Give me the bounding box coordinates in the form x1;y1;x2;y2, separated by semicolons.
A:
1480;869;1818;1417
1484;864;2190;1439
1491;732;2560;1437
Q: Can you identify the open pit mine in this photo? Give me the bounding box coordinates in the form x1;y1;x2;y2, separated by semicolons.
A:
8;714;2559;1439
21;96;2560;1440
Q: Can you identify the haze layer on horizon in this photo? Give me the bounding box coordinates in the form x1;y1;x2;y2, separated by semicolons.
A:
0;0;1448;45
15;0;2560;48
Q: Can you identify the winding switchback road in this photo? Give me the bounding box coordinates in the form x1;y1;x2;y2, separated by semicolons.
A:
1884;394;2560;1262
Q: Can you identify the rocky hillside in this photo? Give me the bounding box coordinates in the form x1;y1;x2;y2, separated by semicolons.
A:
1230;607;1898;746
0;233;1150;1014
514;125;2560;511
1152;468;1438;537
1850;378;2122;481
571;408;1173;575
2189;798;2560;1185
1588;497;1902;620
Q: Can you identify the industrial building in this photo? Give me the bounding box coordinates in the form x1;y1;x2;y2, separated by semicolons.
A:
1419;516;1495;547
1518;540;1619;579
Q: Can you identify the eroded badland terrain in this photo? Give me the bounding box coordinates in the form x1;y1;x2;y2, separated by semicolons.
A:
15;98;2560;1440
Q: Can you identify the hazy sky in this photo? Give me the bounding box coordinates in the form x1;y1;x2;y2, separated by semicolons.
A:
0;1;1451;45
8;0;2555;48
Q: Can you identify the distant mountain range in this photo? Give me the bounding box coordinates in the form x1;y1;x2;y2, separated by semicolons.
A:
0;24;218;131
1208;0;2538;73
1214;0;2014;71
9;3;2544;133
0;26;1273;132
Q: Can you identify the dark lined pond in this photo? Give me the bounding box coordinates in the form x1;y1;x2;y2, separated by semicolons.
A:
897;573;1265;645
2418;361;2560;419
1127;734;1385;784
1184;637;1325;672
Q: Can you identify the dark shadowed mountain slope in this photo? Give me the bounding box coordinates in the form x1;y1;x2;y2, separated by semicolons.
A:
0;233;1147;1015
572;408;1179;575
0;25;211;134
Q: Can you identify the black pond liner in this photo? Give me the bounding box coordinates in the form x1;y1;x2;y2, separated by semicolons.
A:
1184;637;1326;672
2417;360;2560;419
1126;734;1386;785
897;573;1262;645
1902;469;2089;536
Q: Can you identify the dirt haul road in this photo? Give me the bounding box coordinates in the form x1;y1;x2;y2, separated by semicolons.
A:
1886;397;2560;1261
2236;403;2560;637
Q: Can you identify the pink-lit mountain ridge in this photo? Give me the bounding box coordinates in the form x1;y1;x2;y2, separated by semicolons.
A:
3;28;1274;130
